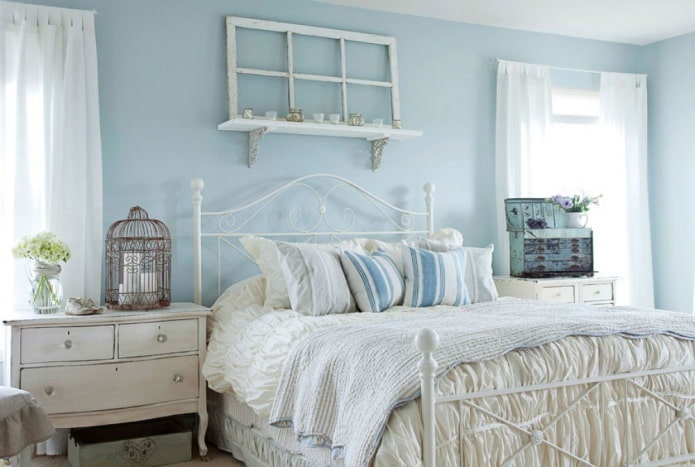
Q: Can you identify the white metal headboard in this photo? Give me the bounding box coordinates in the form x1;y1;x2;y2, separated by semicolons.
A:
191;173;435;304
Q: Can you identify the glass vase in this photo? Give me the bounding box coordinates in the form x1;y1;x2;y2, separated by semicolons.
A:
29;261;64;314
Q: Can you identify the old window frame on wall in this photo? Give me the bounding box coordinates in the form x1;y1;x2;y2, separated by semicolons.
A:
225;16;402;124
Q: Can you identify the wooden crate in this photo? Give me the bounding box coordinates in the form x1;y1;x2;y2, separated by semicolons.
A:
68;418;191;467
510;228;594;277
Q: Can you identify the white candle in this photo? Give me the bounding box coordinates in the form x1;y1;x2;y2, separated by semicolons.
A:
122;252;141;295
140;273;157;293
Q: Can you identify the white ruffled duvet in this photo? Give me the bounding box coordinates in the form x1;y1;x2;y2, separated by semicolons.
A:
203;276;695;466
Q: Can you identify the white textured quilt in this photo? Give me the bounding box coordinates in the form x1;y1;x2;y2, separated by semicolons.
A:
266;300;695;466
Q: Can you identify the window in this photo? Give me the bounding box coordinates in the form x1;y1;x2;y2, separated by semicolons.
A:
530;87;624;294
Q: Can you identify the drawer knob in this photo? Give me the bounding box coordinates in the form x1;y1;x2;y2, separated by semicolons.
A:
64;339;73;349
595;290;601;295
156;334;167;343
173;374;184;383
44;386;55;396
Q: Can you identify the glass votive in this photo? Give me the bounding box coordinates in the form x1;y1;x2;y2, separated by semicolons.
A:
265;110;277;120
328;113;341;124
313;113;325;123
372;118;383;128
392;119;402;129
242;108;253;119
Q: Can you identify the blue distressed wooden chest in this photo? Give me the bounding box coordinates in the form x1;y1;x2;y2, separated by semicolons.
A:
505;198;594;278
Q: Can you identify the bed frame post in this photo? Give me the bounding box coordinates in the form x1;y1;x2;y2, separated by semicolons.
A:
423;183;435;237
191;178;205;305
416;328;439;467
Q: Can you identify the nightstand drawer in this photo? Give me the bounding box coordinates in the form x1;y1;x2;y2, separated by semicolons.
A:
541;286;576;303
582;283;613;302
21;355;199;414
119;319;198;358
21;326;115;364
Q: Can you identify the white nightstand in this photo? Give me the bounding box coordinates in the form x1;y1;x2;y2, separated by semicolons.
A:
1;302;210;458
493;276;619;306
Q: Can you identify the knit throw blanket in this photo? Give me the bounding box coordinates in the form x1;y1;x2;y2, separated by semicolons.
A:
268;299;695;467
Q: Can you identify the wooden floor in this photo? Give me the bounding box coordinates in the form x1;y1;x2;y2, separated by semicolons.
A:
28;444;244;466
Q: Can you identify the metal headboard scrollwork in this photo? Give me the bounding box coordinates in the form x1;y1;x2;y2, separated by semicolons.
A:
191;173;435;305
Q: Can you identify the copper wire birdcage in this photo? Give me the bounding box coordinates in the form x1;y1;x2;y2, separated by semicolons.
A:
105;206;171;310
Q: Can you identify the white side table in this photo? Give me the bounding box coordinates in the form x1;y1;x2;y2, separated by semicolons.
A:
493;276;619;306
2;303;210;459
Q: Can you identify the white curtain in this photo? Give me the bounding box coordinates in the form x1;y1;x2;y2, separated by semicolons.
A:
599;72;653;307
0;3;102;321
494;60;553;275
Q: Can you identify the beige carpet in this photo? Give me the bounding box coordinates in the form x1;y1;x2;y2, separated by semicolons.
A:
29;444;243;466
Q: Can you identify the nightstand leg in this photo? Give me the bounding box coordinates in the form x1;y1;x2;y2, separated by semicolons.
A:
197;409;209;458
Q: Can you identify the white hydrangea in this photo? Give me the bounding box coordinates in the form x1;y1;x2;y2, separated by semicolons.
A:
12;232;71;264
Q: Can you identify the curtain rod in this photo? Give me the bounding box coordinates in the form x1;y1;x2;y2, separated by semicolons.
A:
494;58;647;77
4;2;97;15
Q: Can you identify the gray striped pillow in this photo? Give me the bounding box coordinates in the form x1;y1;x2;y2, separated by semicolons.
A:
275;241;356;316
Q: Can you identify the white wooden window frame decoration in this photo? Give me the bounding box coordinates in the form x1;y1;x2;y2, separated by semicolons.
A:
219;16;422;170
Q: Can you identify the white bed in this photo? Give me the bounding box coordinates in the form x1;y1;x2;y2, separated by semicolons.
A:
192;174;695;467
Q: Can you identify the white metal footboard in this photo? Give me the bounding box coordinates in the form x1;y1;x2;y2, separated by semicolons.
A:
416;328;695;467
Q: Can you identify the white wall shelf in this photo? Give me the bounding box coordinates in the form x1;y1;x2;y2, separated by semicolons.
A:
218;117;423;170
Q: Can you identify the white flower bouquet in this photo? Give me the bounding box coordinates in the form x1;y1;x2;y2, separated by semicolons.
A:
12;232;71;264
13;232;70;313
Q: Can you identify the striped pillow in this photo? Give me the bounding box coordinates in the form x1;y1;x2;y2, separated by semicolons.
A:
340;250;404;313
275;241;356;316
401;245;471;308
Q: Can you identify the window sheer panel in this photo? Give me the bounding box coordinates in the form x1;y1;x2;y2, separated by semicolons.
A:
0;3;103;319
495;60;553;275
599;73;652;307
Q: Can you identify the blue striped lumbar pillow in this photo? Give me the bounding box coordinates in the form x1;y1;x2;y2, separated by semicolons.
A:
340;250;404;313
401;245;471;307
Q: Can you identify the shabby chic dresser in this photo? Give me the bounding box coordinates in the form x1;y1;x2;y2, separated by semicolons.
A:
1;303;210;458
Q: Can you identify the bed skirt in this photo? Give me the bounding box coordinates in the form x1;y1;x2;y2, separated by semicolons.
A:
207;390;338;467
208;334;695;466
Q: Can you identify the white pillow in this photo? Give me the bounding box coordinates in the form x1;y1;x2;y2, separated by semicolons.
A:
401;245;471;308
240;236;366;309
212;274;266;312
411;227;464;250
340;250;404;312
462;244;498;304
275;241;356;316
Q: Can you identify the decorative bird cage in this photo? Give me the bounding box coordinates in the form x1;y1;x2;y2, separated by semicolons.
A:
105;206;171;310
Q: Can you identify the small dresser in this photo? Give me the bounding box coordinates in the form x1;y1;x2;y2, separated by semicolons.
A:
494;276;619;306
1;303;210;457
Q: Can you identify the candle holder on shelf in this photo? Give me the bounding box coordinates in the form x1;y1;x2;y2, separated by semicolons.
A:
105;206;171;310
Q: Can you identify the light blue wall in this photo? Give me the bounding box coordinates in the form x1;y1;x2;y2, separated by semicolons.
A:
642;32;695;314
14;0;644;305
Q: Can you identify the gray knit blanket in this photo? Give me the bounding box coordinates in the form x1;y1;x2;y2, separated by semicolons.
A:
268;299;695;467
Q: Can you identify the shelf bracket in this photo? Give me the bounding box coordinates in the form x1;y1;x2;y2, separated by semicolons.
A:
371;137;390;171
248;127;267;167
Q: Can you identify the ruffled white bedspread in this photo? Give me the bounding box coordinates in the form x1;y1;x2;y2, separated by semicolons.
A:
203;278;695;466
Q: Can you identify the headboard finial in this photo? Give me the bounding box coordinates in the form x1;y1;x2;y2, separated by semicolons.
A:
424;182;435;237
191;178;205;192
